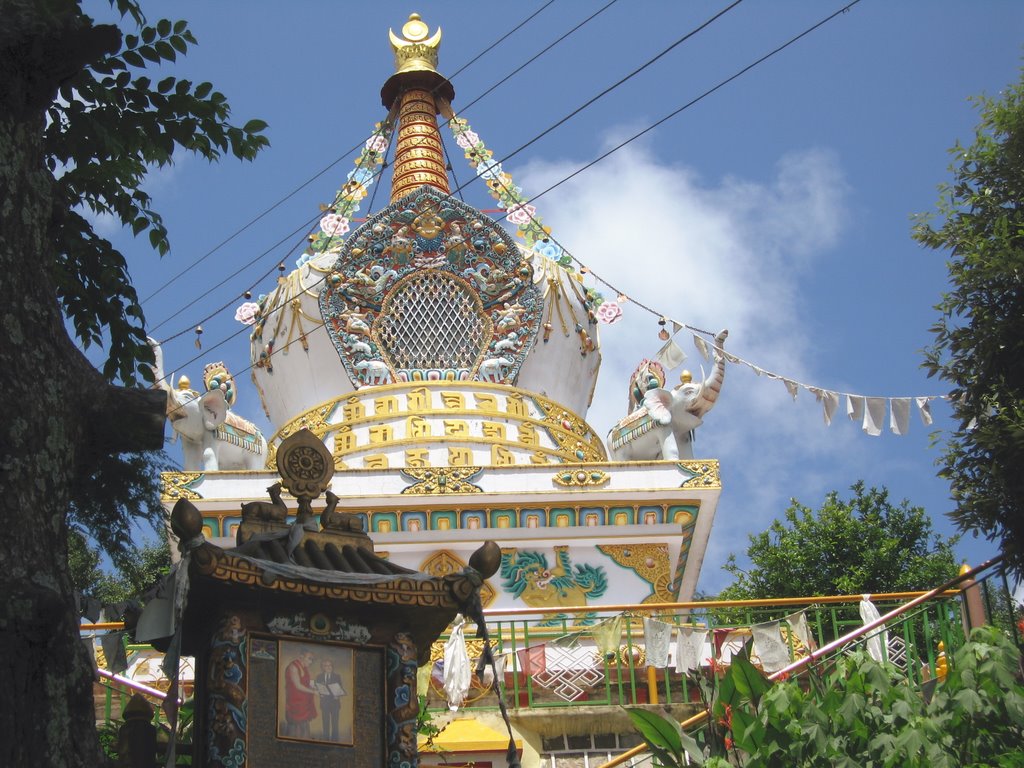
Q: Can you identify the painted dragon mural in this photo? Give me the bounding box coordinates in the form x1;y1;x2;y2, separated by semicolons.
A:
500;547;608;610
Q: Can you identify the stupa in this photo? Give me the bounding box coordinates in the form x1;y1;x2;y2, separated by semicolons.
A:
158;10;725;648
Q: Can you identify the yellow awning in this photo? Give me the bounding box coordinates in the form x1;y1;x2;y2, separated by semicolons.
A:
418;718;522;753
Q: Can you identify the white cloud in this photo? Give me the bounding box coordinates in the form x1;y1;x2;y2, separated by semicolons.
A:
517;139;855;592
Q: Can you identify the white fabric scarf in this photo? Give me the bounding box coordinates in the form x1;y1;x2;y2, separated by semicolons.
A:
858;595;887;663
443;614;471;711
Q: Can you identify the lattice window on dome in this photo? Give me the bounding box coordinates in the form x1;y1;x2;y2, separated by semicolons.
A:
373;271;491;374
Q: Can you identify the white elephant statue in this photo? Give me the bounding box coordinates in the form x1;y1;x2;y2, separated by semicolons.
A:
478;355;514;382
148;338;267;471
354;358;392;386
607;330;729;461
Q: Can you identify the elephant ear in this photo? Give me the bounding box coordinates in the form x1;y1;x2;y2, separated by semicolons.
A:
643;388;674;425
201;388;228;430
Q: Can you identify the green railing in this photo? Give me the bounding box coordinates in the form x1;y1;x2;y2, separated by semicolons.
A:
84;574;1006;727
419;588;970;714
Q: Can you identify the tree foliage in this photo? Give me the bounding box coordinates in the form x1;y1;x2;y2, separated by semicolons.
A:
69;527;171;607
46;4;269;382
719;483;959;600
913;70;1024;577
633;626;1024;767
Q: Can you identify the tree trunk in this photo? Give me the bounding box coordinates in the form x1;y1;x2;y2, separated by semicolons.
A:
0;4;164;765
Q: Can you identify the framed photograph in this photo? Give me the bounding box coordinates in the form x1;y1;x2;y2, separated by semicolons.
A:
276;638;355;745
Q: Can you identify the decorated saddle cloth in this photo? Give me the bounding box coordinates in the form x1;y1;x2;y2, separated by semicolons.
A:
217;412;264;454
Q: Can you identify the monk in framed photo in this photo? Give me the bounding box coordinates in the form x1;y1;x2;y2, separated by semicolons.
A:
277;640;354;744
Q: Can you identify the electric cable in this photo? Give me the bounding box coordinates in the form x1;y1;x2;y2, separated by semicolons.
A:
470;0;865;328
150;125;396;341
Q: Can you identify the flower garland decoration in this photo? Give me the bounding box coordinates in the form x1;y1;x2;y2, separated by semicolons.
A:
448;114;622;322
300;122;394;265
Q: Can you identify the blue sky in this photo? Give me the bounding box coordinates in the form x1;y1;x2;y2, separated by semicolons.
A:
83;1;1023;592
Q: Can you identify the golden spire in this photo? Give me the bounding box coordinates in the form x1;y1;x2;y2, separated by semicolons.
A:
381;13;454;204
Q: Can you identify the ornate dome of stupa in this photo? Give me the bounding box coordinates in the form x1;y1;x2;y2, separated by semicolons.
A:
249;14;604;469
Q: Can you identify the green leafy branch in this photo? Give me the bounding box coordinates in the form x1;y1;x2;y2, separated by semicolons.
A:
45;8;269;383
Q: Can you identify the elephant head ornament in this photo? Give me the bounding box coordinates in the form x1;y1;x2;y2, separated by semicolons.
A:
607;330;729;461
148;338;267;471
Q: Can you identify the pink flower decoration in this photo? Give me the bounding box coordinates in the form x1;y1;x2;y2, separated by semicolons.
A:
455;130;480;150
505;202;537;226
234;301;261;326
319;213;350;237
596;301;623;324
365;135;388;154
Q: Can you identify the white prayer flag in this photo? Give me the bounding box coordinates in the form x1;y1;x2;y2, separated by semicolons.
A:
847;395;865;423
656;338;687;370
675;627;708;674
863;397;885;436
818;390;840;426
784;610;814;651
890;398;911;435
916;396;934;426
751;621;790;674
693;334;710;361
783;379;799;400
643;618;673;668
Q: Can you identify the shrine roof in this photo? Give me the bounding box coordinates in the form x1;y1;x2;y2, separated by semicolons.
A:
233;535;416;576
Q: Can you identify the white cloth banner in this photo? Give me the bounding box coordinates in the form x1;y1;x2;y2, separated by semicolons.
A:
783;379;799;400
443;614;471;711
916;396;934;426
858;596;888;663
847;395;865;423
751;621;790;674
643;618;673;668
863;397;886;436
890;397;911;435
675;627;708;674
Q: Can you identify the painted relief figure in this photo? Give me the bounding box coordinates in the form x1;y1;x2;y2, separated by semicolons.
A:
277;640;354;744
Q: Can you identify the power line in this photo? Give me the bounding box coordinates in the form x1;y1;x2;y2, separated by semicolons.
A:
450;0;745;187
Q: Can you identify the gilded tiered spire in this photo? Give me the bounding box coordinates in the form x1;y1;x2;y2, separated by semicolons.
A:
382;14;454;204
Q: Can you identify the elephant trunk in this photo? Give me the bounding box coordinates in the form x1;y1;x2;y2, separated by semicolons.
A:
691;329;729;417
146;337;170;392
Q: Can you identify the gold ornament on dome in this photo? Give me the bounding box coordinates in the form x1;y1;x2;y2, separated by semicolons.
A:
676;460;721;489
160;472;205;501
400;466;483;495
276;428;334;498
